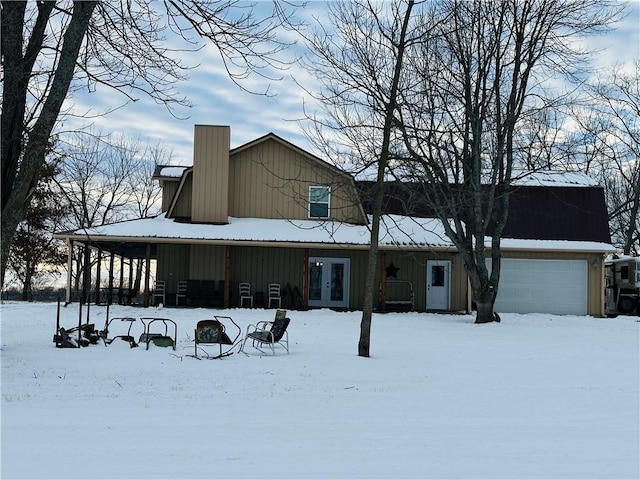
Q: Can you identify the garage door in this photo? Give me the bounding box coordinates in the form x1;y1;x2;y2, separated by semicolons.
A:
490;259;588;315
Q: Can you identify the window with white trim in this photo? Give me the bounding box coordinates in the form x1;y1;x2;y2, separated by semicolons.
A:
309;186;330;219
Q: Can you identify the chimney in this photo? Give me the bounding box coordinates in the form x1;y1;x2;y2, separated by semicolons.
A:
191;125;230;224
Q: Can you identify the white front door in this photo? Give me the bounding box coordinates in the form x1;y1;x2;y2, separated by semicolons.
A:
308;257;350;308
426;260;451;310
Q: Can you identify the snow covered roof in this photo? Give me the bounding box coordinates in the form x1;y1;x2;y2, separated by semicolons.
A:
62;215;453;249
153;166;190;179
355;169;599;187
510;170;599;187
58;214;615;253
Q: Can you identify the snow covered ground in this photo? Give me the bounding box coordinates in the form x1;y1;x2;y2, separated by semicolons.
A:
1;302;638;479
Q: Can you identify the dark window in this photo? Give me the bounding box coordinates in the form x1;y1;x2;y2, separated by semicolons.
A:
431;265;445;287
621;266;629;280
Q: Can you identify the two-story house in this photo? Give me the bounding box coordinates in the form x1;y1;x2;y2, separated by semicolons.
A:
57;124;616;315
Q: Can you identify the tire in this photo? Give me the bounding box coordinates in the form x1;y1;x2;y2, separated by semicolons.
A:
617;297;637;314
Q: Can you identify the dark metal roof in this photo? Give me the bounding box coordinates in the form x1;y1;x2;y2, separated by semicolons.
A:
356;181;611;243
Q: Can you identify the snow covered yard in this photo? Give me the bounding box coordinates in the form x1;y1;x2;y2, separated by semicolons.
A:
1;302;638;479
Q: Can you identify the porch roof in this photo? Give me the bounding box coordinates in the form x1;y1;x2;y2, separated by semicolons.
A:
55;214;616;259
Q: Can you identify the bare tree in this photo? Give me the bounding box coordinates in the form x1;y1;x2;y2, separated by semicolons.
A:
128;141;171;219
584;61;640;255
1;0;300;287
303;0;419;356
393;0;622;323
53;131;172;298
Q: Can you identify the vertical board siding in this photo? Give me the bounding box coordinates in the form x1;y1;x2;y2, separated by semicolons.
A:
188;245;226;280
382;251;465;311
229;139;364;223
172;175;192;218
161;181;179;212
192;126;229;223
229;246;305;307
156;244;190;297
158;242;601;314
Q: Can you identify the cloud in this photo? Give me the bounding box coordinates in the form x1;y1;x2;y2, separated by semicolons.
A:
57;2;639;167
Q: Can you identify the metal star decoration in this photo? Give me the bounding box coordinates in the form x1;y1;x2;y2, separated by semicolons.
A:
385;262;400;279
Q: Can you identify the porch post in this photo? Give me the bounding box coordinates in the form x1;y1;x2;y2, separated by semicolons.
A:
224;245;231;307
128;257;133;290
66;239;73;304
127;257;133;304
119;255;124;304
303;248;309;308
380;250;386;311
95;248;102;305
144;243;151;307
108;252;115;305
82;242;91;304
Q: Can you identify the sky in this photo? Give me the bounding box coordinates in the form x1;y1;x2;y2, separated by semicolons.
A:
62;1;640;166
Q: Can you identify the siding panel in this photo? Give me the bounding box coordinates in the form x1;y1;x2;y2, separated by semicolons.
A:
229;139;364;223
156;244;190;298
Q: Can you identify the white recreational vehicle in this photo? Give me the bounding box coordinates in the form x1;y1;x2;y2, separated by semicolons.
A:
604;255;640;316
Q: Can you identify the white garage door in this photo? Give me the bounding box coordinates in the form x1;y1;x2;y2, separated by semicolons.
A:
491;259;588;315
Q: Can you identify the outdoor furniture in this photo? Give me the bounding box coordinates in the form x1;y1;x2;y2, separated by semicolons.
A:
186;280;202;306
193;316;240;359
152;281;166;306
102;317;139;348
176;280;187;306
267;283;281;308
240;309;290;355
180;279;225;307
380;280;414;311
201;280;218;305
239;282;253;307
139;317;177;350
211;280;225;307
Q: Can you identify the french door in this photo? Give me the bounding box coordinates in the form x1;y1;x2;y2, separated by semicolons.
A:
308;257;350;308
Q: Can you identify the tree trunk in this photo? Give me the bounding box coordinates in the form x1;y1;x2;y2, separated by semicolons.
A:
475;299;498;324
358;224;380;358
358;0;414;357
0;1;97;287
22;258;32;302
623;176;640;255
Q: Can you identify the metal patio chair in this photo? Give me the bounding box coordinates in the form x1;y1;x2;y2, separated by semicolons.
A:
240;309;290;355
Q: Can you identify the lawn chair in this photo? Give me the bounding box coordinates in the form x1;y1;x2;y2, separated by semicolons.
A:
139;317;177;350
102;317;139;348
240;309;290;355
193;316;241;359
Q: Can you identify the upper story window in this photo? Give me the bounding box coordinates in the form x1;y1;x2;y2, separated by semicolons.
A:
309;186;330;219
